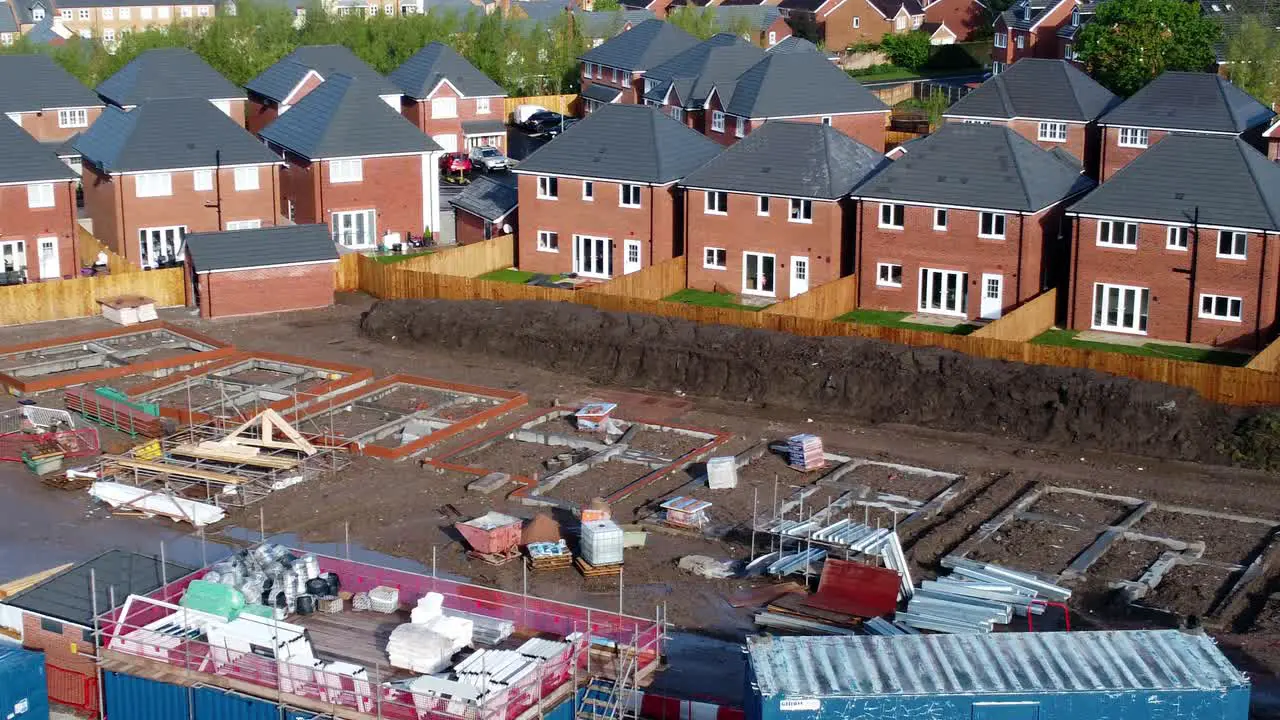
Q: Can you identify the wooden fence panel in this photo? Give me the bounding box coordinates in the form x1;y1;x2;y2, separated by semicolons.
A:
589;257;686;300
334;254;362;292
397;236;516;277
1246;334;1280;372
762;275;858;320
0;269;185;326
971;289;1057;341
77;228;134;275
504;95;578;120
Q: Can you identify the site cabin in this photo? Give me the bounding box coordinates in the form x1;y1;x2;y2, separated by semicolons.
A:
449;175;518;245
182;224;340;319
941;59;1119;179
853;123;1094;323
259;73;444;249
94;48;248;127
578;20;701;112
513;104;720;281
1067;134;1280;350
1095;71;1275;181
680;121;884;301
0;118;80;282
389;42;509;155
74;98;283;270
244;45;403;136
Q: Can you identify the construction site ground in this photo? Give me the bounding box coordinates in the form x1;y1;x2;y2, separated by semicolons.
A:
1;296;1279;714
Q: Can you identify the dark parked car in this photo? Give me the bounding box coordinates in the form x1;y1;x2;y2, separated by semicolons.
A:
439;152;473;174
524;111;575;137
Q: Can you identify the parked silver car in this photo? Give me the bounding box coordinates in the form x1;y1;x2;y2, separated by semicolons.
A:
469;146;510;171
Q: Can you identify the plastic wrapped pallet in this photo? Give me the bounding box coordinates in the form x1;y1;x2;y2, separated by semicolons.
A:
369;586;400;613
410;592;445;624
352;592;371;611
386;622;467;674
444;610;514;646
581;519;624;566
318;596;344;614
706;457;738;489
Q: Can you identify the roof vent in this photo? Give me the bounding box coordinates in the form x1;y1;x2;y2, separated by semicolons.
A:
1175;192;1185;200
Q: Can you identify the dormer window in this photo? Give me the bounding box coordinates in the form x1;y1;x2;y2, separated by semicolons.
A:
1070;7;1078;25
31;5;44;20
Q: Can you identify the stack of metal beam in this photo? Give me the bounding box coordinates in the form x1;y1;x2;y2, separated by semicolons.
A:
766;548;827;576
752;611;857;635
895;559;1070;634
444;609;515;646
862;617;919;636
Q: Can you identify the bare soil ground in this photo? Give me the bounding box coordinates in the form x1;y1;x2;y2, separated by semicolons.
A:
1135;509;1277;565
840;462;955;501
1029;491;1136;527
1144;564;1239;618
967;518;1098;575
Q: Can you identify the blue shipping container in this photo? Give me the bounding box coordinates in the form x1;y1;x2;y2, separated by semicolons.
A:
103;672;286;720
0;646;48;720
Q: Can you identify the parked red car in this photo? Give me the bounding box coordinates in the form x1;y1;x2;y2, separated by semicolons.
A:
440;152;473;174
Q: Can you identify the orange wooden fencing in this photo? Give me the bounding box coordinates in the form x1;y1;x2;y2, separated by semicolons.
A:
590;257;687;300
971;289;1058;341
762;274;858;320
397;235;516;277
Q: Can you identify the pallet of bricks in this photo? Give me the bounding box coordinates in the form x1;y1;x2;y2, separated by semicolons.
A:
64;387;175;437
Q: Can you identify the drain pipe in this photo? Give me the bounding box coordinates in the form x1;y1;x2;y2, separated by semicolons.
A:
1256;229;1269;349
854;199;864;309
1068;213;1080;328
1015;211;1025;305
1185;206;1200;344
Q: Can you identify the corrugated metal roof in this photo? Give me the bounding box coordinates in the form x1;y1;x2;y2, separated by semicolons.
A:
747;631;1249;698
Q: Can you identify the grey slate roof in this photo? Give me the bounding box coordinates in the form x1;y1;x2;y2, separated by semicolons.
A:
259;74;440;160
997;0;1061;30
866;0;924;17
582;83;622;103
643;33;766;108
185;224;339;272
766;35;820;54
0;2;17;32
95;48;245;107
513;103;722;183
245;45;399;103
573;8;655;37
702;4;784;31
73;98;279;173
0;116;78;184
25;15;68;45
463;119;506;135
450;174;517;220
0;54;101;114
1100;71;1274;133
852;122;1095;212
680;120;885;199
778;0;824;11
1068;134;1280;231
944;58;1118;122
720;51;888;119
389;42;506;100
4;550;195;627
578;19;700;71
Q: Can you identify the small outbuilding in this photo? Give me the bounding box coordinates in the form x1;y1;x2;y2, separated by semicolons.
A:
183;224;339;319
449;175;517;245
746;631;1249;720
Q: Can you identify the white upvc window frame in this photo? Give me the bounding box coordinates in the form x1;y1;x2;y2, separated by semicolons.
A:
1015;33;1025;49
120;7;131;19
77;8;89;19
135;172;173;198
536;230;559;253
57;108;89;129
158;5;169;16
1165;225;1188;251
788;198;812;224
876;262;902;288
1217;230;1247;259
476;97;491;115
1096;219;1138;248
0;239;27;273
878;202;904;229
619;183;641;209
1199;293;1243;322
703;246;727;270
331;209;376;249
1118;127;1148;148
582;180;594;201
704;190;728;215
193;169;213;191
26;182;54;209
329;158;363;184
141;6;153;18
757;196;769;216
225;219;262;230
734;116;746;138
933;207;948;231
233;166;259;192
180;6;193;17
1091;282;1149;335
430;96;458;119
1037;121;1067;142
101;6;113;17
711;111;725;133
103;28;115;43
994;32;1007;48
537;176;558;200
978;211;1006;239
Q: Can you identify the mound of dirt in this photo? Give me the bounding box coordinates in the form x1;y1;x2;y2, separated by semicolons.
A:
359;299;1251;465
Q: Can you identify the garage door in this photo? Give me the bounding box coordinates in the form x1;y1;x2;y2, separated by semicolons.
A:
432;133;458;152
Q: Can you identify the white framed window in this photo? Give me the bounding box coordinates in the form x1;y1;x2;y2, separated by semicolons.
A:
912;14;922;27
757;196;769;216
225;219;262;230
670;107;685;123
138;225;185;268
978;212;1006;239
233;166;259;191
0;33;12;46
59;8;71;19
1037;121;1067;142
1218;230;1247;259
57;108;88;128
79;28;90;38
537;176;558;199
877;262;902;287
102;7;113;18
386;3;394;12
933;208;948;230
135;172;172;198
743;251;776;296
1015;34;1024;49
198;6;210;16
26;183;54;209
704;247;726;269
1096;219;1138;248
1200;294;1243;322
705;190;727;215
583;62;592;78
994;32;1007;48
992;61;1005;74
1092;283;1149;334
1118;127;1148;148
789;198;812;224
120;7;131;18
103;28;115;42
430;96;457;119
368;5;379;13
0;240;27;273
143;6;154;18
895;14;906;29
1166;226;1188;250
329;158;363;184
78;8;89;19
582;180;594;201
711;111;725;133
820;116;832;126
879;203;904;229
1063;44;1077;61
768;31;777;44
192;169;213;191
595;64;602;79
619;184;641;208
476;97;491;114
180;6;192;17
536;230;559;252
734;117;745;138
159;5;169;16
1071;6;1079;24
853;16;860;27
331;209;376;248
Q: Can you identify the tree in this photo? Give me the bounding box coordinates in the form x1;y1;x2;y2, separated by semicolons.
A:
879;31;930;70
1076;0;1220;96
1226;15;1280;105
667;7;720;39
593;0;621;11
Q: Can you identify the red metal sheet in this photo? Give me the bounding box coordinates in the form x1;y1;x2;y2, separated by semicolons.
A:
803;558;899;618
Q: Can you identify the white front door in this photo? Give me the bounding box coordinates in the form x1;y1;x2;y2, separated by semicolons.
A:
1092;282;1149;335
38;237;59;280
980;273;1003;320
918;268;968;316
743;252;776;296
789;256;809;297
139;226;186;268
433;133;458;153
573;235;611;279
623;239;642;275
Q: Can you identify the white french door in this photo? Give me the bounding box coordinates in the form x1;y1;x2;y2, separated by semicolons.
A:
332;209;376;249
918;268;968;317
1092;282;1149;334
980;273;1003;320
0;240;26;274
743;252;776;296
573;235;612;279
139;226;186;268
38;237;59;280
789;256;809;297
623;239;642;275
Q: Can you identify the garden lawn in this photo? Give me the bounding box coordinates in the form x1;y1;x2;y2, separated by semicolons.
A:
664;288;768;311
1031;329;1250;366
837;309;978;335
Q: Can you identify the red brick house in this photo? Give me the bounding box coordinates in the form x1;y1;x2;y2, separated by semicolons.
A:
641;33;766;132
389;42;509;154
853;122;1095;321
1067;135;1280;349
512;103;721;279
779;0;923;51
704;50;889;150
680;121;884;300
244;45;403;136
579;19;700;113
1096;71;1274;181
0;116;79;281
686;5;793;47
450;175;518;245
942;59;1118;178
94;48;248;126
922;0;987;41
183;224;339;318
0;54;103;145
74;98;283;269
991;0;1077;74
1265;116;1280;161
260;73;443;248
